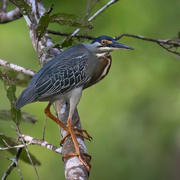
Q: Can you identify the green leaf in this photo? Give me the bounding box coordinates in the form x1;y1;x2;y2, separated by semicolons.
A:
13;0;32;15
36;12;51;41
0;134;41;166
36;11;93;41
50;13;93;29
0;110;37;123
1;68;21;125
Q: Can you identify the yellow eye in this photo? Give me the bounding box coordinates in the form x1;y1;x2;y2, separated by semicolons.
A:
101;40;107;45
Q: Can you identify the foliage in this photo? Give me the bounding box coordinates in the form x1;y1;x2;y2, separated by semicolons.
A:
36;11;92;41
11;0;32;15
1;68;21;125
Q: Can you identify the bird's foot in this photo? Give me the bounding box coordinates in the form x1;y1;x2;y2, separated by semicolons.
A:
64;152;91;171
60;119;92;145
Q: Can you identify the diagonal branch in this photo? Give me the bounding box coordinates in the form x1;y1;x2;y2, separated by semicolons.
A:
71;0;119;36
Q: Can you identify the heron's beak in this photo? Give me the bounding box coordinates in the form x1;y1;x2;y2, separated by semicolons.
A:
109;40;134;50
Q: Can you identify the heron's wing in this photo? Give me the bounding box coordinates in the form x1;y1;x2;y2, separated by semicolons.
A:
35;53;89;99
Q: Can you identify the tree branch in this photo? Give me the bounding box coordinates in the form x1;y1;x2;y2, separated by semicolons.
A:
0;59;36;77
2;148;23;180
1;0;8;13
71;0;119;36
47;30;95;40
116;34;180;56
0;133;62;154
0;7;22;24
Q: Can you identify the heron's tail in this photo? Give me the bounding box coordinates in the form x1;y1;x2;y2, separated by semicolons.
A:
14;87;37;110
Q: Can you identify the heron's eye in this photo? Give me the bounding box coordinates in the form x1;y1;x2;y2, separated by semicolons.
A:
101;40;107;45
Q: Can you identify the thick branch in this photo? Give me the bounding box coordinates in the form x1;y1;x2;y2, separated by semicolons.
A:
0;7;22;24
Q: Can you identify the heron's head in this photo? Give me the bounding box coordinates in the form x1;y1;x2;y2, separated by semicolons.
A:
90;35;133;57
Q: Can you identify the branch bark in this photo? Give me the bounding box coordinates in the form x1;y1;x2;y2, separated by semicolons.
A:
0;133;62;154
0;59;36;77
0;7;22;24
116;34;180;56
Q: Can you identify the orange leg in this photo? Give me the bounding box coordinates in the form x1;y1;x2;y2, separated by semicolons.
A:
44;103;92;142
44;103;91;171
63;114;91;171
61;119;92;145
44;103;68;131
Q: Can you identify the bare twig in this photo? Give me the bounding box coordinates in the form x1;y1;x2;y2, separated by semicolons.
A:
85;0;99;19
71;0;119;36
2;148;23;180
0;132;61;152
0;143;30;150
47;30;95;40
0;154;12;161
1;0;8;13
0;59;36;77
20;133;62;154
17;127;40;180
116;34;180;46
0;7;22;24
116;34;180;56
42;116;47;141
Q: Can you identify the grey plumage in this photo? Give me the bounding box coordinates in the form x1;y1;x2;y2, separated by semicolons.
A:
15;44;98;109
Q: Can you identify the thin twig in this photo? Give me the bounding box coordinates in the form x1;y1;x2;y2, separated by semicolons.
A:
2;148;23;180
116;33;180;56
0;134;62;153
17;127;40;180
42;116;47;141
116;34;180;46
0;59;36;77
85;0;99;19
1;0;8;13
47;30;95;40
0;154;12;161
71;0;119;36
0;142;31;150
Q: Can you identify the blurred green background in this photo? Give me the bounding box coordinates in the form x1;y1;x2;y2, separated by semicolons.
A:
1;0;180;179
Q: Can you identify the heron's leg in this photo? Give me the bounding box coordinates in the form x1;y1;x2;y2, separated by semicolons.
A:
63;113;91;171
44;103;68;131
44;103;92;144
60;119;92;145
